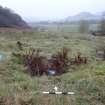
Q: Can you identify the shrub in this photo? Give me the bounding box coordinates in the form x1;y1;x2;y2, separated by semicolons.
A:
48;47;69;75
70;52;87;65
22;49;48;76
14;47;69;76
13;47;87;76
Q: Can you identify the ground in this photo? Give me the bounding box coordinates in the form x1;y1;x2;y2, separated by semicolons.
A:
0;27;105;105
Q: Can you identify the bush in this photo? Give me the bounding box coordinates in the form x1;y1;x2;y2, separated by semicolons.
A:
13;48;87;76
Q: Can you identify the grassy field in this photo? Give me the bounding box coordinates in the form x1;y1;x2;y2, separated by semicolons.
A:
0;27;105;105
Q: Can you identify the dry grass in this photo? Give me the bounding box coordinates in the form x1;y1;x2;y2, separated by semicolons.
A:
0;27;105;105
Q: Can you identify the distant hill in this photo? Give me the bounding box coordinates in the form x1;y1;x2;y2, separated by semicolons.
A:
0;6;29;28
28;12;104;25
64;12;102;22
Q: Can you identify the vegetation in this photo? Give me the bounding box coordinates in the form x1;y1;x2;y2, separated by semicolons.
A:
79;20;90;33
0;27;105;105
99;18;105;32
13;47;69;76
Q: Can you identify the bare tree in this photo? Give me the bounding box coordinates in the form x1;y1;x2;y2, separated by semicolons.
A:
79;20;89;33
99;12;105;31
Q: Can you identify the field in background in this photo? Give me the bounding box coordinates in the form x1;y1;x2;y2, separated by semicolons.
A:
0;26;105;105
30;23;99;32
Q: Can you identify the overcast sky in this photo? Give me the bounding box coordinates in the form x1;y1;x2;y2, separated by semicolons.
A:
0;0;105;21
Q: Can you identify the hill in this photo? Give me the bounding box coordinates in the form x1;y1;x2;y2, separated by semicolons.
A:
0;6;29;28
64;12;102;22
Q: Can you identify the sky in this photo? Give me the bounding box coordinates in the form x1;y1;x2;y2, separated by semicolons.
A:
0;0;105;21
